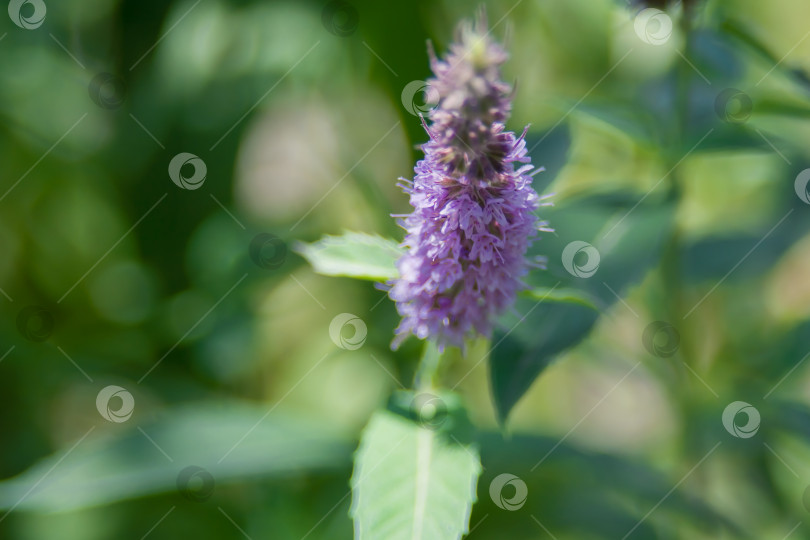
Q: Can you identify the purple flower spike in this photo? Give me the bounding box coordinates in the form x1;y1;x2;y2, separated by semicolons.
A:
390;16;550;350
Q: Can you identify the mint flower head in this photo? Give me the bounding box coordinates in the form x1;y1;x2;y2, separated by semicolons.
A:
390;16;550;350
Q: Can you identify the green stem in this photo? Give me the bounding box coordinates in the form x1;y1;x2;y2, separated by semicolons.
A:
668;5;710;480
414;340;441;391
669;4;696;373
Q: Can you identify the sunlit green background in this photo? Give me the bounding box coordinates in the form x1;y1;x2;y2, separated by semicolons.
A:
2;0;810;538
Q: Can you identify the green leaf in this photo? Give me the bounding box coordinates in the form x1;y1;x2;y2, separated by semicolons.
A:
521;286;599;310
754;98;810;118
490;301;599;425
350;408;481;540
0;403;353;512
681;230;797;283
295;231;403;281
490;192;676;423
471;432;740;538
684;124;764;153
573;101;659;144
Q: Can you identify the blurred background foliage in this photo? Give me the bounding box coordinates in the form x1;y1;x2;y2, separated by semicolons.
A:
2;0;810;538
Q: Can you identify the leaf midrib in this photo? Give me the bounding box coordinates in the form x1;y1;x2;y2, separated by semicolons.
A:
411;428;433;540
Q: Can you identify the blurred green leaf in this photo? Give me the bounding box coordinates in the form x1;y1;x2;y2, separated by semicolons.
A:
471;432;740;539
573;101;658;144
720;18;794;75
490;301;599;425
0;404;353;512
350;409;481;540
525;124;572;191
681;213;805;283
755;98;810;118
491;192;675;423
521;286;599;310
685;126;764;153
295;231;403;281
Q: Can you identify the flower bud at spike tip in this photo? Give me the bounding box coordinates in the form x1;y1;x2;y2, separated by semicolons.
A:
389;14;550;350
